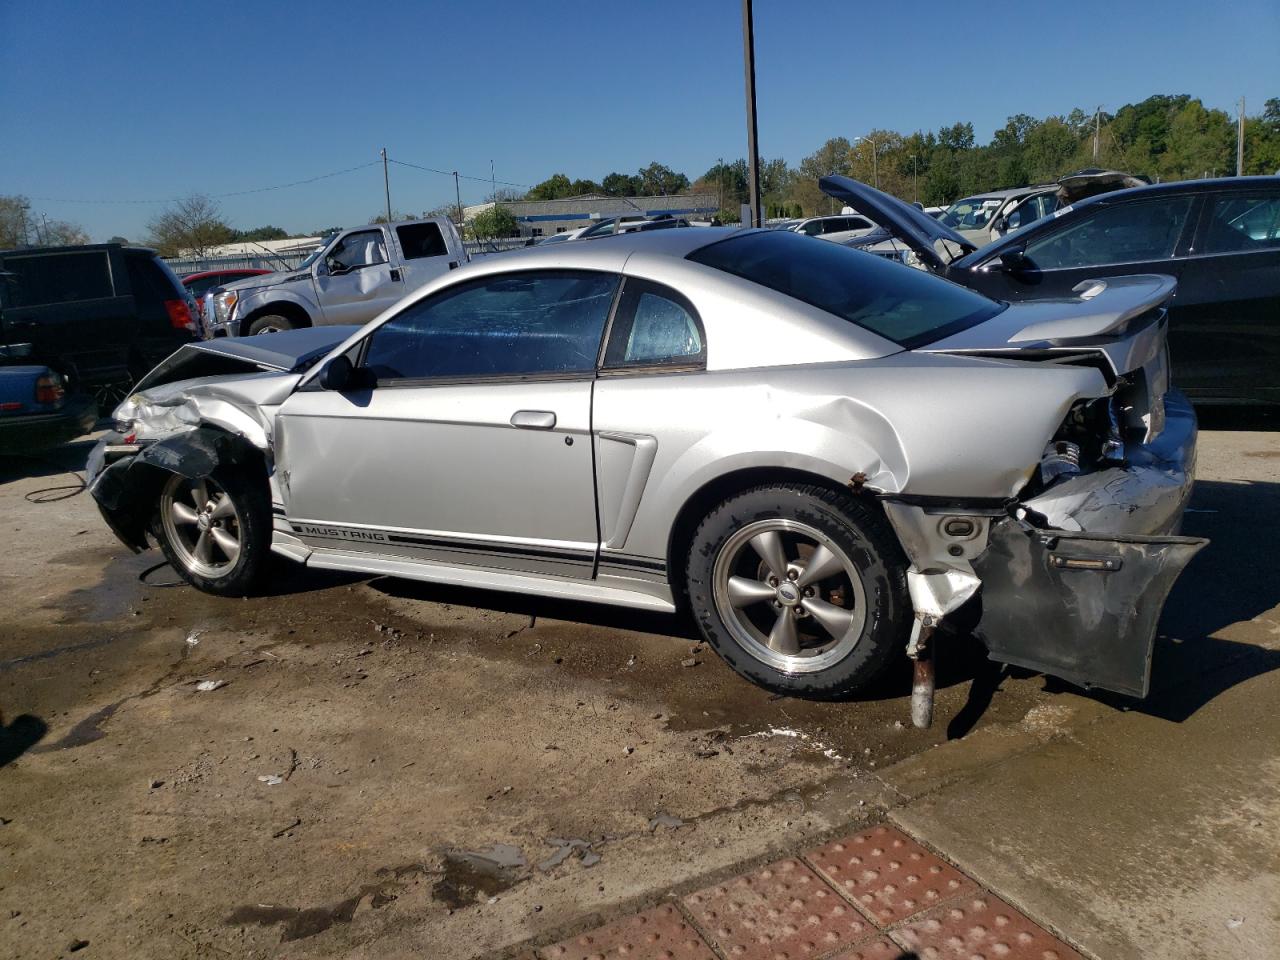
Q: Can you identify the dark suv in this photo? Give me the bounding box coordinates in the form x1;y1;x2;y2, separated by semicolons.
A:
0;243;196;409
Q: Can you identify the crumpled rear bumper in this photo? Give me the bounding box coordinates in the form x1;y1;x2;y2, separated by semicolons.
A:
886;390;1207;698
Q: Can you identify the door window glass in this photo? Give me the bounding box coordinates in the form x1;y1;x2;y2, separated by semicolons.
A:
396;222;448;259
328;230;387;272
801;221;823;236
363;271;617;380
1203;194;1280;253
604;279;704;368
1024;197;1193;269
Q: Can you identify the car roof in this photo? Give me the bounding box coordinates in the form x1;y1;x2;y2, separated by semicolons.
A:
461;225;744;275
953;186;1054;203
181;268;270;282
1064;174;1280;211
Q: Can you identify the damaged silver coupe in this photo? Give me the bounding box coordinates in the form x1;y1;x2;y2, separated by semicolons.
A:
87;228;1205;725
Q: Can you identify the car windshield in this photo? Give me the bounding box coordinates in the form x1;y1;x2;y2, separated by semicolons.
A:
939;197;1003;230
296;234;337;271
688;230;1003;348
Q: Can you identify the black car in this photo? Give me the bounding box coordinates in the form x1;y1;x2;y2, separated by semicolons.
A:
0;243;197;409
823;175;1280;407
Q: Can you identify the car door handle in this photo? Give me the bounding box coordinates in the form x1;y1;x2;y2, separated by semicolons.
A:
510;410;556;430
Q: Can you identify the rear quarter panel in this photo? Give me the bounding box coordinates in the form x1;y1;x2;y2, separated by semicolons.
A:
594;354;1107;560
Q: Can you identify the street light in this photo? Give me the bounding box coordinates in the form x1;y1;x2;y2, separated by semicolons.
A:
854;136;879;189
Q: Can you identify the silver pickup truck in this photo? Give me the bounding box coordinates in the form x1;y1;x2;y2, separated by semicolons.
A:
206;217;468;337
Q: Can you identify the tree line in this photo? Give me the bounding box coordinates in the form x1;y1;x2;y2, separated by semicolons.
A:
519;94;1280;220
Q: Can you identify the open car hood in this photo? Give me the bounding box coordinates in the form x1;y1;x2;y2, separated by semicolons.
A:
819;176;977;270
133;326;357;393
1055;168;1148;206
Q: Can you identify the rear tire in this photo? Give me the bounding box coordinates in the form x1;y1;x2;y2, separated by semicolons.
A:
685;483;910;699
154;469;271;596
247;314;296;335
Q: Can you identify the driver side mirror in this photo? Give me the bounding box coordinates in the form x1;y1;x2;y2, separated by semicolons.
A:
994;249;1031;274
318;354;376;392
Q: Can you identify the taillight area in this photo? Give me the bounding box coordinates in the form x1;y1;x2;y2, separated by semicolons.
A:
35;372;66;406
165;298;196;332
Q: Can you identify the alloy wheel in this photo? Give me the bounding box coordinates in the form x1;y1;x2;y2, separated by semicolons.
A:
711;519;867;674
159;474;244;579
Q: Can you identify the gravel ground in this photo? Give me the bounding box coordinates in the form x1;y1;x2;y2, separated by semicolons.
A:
0;415;1274;960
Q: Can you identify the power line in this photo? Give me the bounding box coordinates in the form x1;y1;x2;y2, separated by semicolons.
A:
28;160;383;205
387;157;530;189
26;155;531;206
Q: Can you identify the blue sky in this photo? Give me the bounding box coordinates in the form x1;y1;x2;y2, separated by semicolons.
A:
2;0;1275;240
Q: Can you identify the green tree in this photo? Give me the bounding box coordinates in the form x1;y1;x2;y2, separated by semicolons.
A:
636;162;690;195
468;205;519;240
526;173;574;201
233;225;289;242
0;194;90;248
601;172;641;196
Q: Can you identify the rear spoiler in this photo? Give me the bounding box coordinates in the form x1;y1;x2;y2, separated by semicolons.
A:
1008;275;1176;344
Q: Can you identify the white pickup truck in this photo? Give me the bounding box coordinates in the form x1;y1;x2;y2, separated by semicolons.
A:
206;217;468;337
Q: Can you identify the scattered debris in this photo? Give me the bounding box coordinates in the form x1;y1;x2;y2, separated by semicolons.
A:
257;775;283;786
67;939;89;953
148;779;164;790
273;818;302;838
194;679;227;692
647;813;686;831
185;632;202;646
680;658;700;668
537;837;601;871
1227;916;1245;929
624;745;635;755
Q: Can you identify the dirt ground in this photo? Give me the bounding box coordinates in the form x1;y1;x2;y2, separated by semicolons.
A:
1;414;1276;960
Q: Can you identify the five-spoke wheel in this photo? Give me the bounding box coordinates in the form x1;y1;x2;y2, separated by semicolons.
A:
154;468;269;595
713;519;867;674
160;474;243;578
687;484;909;699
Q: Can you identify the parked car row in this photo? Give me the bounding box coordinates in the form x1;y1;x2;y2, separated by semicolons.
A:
827;173;1280;406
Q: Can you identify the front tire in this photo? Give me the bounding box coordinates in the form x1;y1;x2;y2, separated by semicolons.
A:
247;314;296;335
155;470;270;596
686;484;910;699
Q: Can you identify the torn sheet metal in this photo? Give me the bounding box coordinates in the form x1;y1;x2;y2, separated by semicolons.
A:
974;520;1206;697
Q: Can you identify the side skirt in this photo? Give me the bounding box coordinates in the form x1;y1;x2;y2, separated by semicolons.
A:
303;546;677;613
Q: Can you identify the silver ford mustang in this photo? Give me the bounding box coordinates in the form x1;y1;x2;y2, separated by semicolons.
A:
87;226;1205;724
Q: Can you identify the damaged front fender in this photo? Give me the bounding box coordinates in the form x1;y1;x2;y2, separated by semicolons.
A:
87;427;264;552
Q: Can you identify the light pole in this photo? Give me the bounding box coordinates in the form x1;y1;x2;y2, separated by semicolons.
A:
854;136;879;189
741;0;762;227
909;154;919;202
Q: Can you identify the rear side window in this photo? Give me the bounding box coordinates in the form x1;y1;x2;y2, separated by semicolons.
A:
687;230;1002;348
1025;197;1193;269
363;270;617;380
126;254;182;306
1203;194;1280;253
2;250;114;306
604;279;704;368
396;222;448;260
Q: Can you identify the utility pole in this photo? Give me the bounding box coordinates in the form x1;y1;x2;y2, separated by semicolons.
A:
1237;96;1246;176
1092;106;1102;164
381;148;392;222
740;0;761;228
717;156;724;213
910;155;919;202
453;172;462;227
491;160;497;204
854;137;879;189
